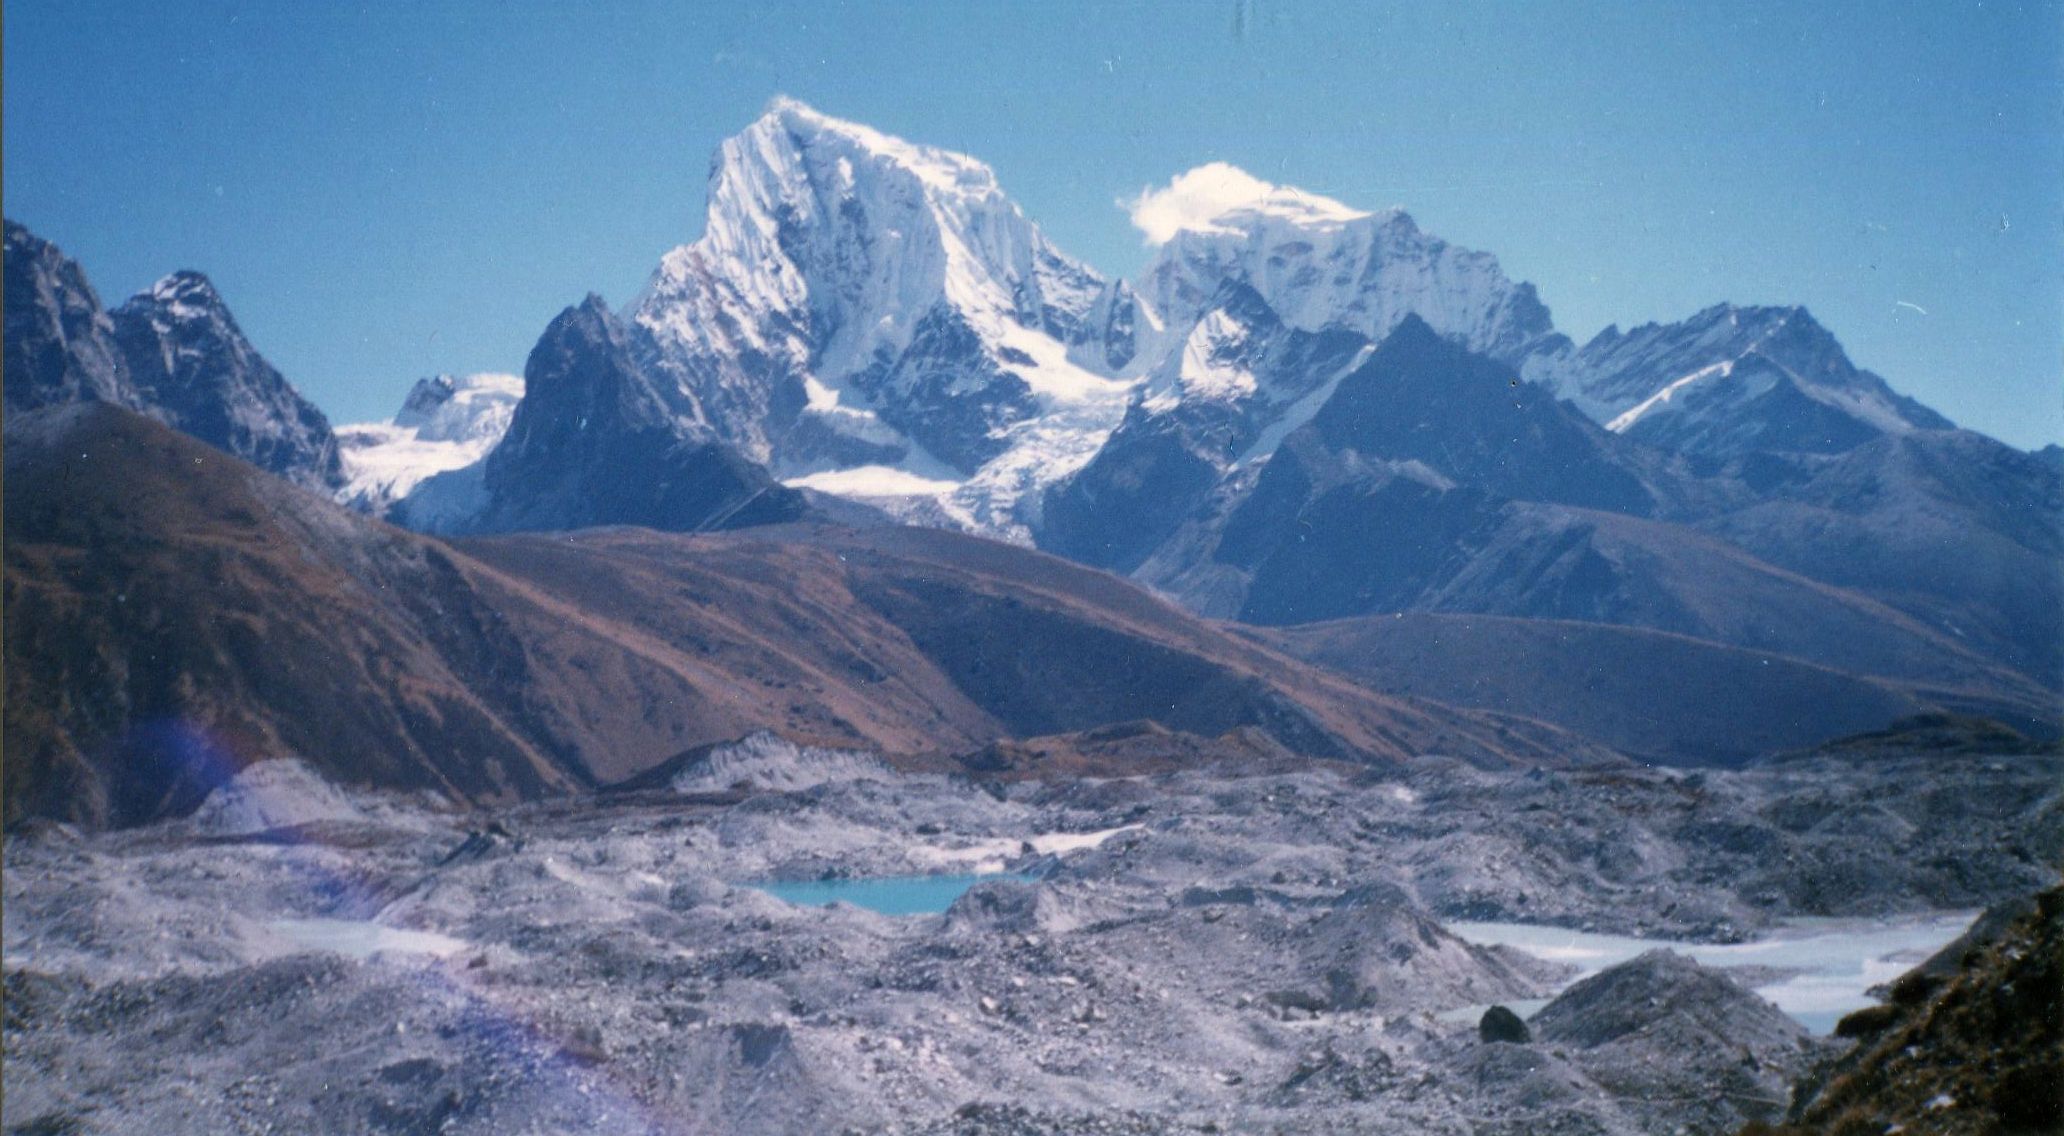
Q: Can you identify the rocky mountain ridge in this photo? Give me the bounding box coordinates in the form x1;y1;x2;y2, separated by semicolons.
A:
4;220;344;491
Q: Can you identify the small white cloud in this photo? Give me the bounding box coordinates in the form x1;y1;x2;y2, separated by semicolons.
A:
1123;162;1370;245
1124;162;1276;244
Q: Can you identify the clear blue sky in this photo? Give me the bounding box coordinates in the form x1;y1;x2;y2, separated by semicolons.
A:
7;0;2060;447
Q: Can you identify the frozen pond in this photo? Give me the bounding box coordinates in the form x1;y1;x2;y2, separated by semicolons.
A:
1442;911;1977;1034
750;872;1037;915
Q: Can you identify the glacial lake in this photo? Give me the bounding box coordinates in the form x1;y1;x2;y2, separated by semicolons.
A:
1441;911;1977;1034
750;872;1037;915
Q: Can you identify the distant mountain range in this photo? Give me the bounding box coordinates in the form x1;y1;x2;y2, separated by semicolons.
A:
5;99;2057;823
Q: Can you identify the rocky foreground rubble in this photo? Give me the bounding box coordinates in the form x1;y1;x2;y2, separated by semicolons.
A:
3;746;2058;1135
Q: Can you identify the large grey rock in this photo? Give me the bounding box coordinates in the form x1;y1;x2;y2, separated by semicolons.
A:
1520;950;1820;1134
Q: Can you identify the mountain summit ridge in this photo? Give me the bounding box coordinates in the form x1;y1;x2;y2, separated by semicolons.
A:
333;103;1994;547
12;104;2053;714
627;100;1121;507
3;219;344;492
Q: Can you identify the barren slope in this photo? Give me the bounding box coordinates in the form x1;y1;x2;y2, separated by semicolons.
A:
4;405;1586;828
1252;613;2057;764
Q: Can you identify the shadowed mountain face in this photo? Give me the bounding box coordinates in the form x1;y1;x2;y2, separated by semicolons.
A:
465;295;810;535
1302;315;1658;517
4;403;1595;829
4;221;137;412
1211;492;2051;725
1039;283;1373;574
1056;312;2060;725
1249;613;2009;764
1694;428;2064;688
3;220;343;492
1054;309;1682;615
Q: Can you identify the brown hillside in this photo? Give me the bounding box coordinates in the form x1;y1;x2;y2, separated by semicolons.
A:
4;404;1591;828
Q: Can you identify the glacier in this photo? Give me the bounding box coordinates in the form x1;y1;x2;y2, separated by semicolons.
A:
337;372;523;516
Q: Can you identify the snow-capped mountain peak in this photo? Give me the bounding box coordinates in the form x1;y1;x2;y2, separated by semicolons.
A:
139;270;228;320
1528;302;1955;457
336;371;524;515
1124;180;1562;373
625;97;1126;538
638;97;1105;376
390;371;524;442
619;110;1571;539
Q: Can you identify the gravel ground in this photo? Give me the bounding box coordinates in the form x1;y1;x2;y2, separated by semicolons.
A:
4;745;2058;1135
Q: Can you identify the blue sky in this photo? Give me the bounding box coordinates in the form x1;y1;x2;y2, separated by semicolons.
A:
7;0;2060;446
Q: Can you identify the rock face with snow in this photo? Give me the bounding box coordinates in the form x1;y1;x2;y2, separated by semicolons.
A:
1056;311;2056;727
1117;163;1567;373
1040;283;1370;571
3;219;343;492
1114;315;1664;619
336;372;523;516
109;272;346;492
372;106;1623;545
1529;303;1954;461
1040;168;1586;568
624;98;1129;538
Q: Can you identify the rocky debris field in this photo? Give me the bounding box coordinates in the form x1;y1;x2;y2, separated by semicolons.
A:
4;745;2059;1135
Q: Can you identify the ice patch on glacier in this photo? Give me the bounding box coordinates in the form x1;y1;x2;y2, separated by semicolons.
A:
672;732;892;794
189;758;367;837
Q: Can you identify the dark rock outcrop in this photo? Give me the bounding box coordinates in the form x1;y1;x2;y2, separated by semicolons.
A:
471;295;808;535
4;219;343;491
4;220;137;412
110;271;344;491
1479;1004;1531;1044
